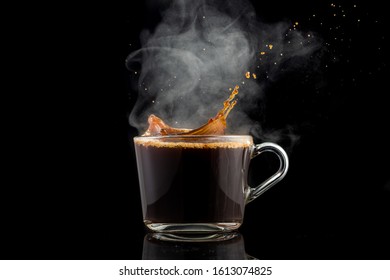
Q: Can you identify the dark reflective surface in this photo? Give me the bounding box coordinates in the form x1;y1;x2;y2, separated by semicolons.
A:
142;232;255;260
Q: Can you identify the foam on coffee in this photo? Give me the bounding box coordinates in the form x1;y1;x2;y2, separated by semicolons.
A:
134;139;252;149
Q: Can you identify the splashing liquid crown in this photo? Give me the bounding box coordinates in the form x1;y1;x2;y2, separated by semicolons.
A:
143;85;239;136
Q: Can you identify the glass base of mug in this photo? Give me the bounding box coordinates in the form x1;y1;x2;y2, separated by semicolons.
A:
145;221;241;233
150;232;239;242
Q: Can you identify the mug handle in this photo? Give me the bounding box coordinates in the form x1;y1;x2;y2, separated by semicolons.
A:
246;142;289;203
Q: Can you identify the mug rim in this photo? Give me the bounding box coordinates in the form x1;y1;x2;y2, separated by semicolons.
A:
133;135;253;146
134;135;253;140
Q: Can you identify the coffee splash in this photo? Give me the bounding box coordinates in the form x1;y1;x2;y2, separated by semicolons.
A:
143;85;239;136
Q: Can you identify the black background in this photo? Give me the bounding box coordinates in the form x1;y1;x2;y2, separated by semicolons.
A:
3;0;389;259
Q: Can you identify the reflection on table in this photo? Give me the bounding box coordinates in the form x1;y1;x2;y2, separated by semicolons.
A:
142;231;256;260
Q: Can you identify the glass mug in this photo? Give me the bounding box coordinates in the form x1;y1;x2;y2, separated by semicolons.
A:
134;135;288;233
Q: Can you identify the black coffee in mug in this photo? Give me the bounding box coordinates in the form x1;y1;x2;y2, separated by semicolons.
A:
134;135;288;233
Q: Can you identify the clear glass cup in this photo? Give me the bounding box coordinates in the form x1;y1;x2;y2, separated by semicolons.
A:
134;135;288;233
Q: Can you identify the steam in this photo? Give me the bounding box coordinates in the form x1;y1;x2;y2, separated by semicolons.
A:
127;0;321;149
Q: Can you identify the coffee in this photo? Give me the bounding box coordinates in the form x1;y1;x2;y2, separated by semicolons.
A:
142;85;239;137
134;137;252;229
